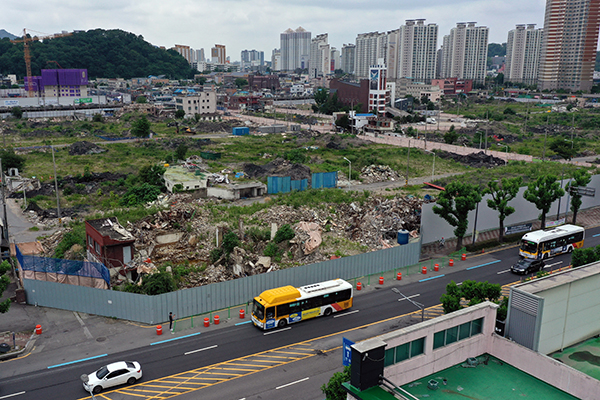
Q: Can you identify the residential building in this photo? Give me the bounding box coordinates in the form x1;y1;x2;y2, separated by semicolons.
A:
85;217;135;271
341;44;356;74
309;33;330;78
440;22;489;84
386;29;400;81
211;44;227;64
26;69;89;98
538;0;600;92
355;31;388;79
175;91;217;117
505;24;543;85
431;77;473;95
271;48;281;71
197;48;205;63
368;59;389;113
241;49;265;71
329;78;370;112
280;27;311;71
248;74;280;92
174;44;193;64
395;19;438;82
330;47;340;72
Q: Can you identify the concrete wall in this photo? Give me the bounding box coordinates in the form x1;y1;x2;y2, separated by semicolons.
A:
207;187;236;200
383;302;498;386
421;174;600;244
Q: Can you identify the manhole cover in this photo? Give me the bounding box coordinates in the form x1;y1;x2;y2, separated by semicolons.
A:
96;337;107;342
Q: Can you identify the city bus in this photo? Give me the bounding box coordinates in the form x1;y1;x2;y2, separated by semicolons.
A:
519;224;585;259
251;279;353;330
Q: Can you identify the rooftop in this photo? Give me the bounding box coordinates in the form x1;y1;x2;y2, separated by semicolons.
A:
86;217;134;241
551;336;600;381
514;262;600;294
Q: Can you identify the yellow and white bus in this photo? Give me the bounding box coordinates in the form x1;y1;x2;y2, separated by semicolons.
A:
519;224;585;259
251;279;353;330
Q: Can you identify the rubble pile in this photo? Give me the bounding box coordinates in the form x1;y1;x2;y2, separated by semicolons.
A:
436;151;506;168
243;158;312;181
69;141;107;156
360;165;401;183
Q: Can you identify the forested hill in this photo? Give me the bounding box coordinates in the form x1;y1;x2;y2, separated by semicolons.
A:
0;29;196;80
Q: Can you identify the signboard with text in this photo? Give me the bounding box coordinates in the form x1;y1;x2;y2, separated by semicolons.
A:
505;223;533;236
4;100;19;107
74;97;93;104
343;337;354;366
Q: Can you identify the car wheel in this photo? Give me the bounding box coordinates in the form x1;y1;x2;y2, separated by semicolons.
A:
278;319;287;328
93;386;102;394
324;308;332;317
127;377;137;385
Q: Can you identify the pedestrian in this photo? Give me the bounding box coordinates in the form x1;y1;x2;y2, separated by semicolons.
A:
169;312;175;333
439;237;445;248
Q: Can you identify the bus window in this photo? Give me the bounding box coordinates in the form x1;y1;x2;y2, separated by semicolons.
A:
253;300;265;320
266;307;275;319
276;303;290;317
521;240;537;253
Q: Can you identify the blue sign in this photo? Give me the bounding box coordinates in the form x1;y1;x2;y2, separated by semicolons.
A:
265;319;276;329
343;337;354;366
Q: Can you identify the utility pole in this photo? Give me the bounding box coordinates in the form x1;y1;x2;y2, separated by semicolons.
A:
484;111;489;154
405;139;411;187
51;146;61;222
0;159;8;245
542;113;549;161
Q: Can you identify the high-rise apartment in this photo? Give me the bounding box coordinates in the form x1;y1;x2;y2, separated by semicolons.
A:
197;48;205;63
241;50;265;71
440;22;489;84
355;31;388;79
505;24;543;85
310;33;330;78
331;47;340;72
174;44;193;64
271;49;281;71
538;0;600;92
280;27;311;71
341;44;356;74
211;44;226;64
395;19;438;82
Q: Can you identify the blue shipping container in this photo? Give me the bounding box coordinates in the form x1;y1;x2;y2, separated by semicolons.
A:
232;127;250;136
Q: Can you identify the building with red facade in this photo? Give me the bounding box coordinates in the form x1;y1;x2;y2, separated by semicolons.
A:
329;78;370;113
431;78;473;96
85;217;135;272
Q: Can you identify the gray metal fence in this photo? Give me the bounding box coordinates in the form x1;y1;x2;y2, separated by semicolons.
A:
23;240;421;324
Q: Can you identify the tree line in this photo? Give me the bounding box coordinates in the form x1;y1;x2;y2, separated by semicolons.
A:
0;29;196;80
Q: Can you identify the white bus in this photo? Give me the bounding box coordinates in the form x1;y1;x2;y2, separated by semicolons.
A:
519;224;585;259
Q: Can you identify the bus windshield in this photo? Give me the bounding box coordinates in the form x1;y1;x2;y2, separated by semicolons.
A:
252;300;264;320
520;240;538;253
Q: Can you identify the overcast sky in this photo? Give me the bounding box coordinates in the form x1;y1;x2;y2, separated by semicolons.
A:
5;0;547;61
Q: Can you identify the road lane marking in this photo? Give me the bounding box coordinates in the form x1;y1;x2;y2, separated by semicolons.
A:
74;312;93;340
235;320;252;326
419;274;445;282
47;354;107;369
264;327;291;335
397;294;421;302
545;261;563;268
276;377;309;389
593;233;600;237
467;260;501;270
497;269;511;274
334;310;359;318
151;331;202;345
0;392;26;399
185;345;218;355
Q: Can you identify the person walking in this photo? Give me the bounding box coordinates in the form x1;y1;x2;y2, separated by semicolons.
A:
169;312;175;333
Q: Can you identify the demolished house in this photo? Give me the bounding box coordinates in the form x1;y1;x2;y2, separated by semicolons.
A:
85;217;135;279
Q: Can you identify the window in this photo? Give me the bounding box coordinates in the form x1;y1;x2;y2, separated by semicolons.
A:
384;338;424;367
433;318;484;350
433;331;445;349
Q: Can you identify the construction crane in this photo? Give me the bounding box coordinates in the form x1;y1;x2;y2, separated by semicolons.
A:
11;28;72;97
46;60;63;69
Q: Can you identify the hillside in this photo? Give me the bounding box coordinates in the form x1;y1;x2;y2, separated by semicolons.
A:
0;29;17;40
0;28;196;80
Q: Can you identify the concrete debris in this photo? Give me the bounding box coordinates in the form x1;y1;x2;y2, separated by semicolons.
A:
360;164;401;183
436;151;505;168
69;141;107;156
296;221;322;254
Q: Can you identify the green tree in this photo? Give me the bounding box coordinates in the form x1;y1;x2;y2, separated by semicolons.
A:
274;224;295;243
235;78;248;88
440;281;462;313
336;114;351;131
568;169;592;224
138;164;166;188
283;148;308;164
321;366;351;400
0;149;26;173
175;109;186;119
10;106;23;119
440;280;501;315
523;175;565;230
120;183;162;206
0;260;12;313
222;232;240;254
142;271;177;295
131;115;151;137
485;177;522;243
444;125;458;144
313;87;329;109
550;138;578;160
135;96;147;104
175;144;188;161
432;181;482;250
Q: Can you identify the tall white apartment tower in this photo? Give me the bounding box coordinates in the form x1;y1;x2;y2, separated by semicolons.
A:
355;32;388;79
310;33;331;78
271;49;281;71
341;44;356;74
440;22;489;84
368;59;389;113
395;19;438;82
538;0;600;92
280;27;311;71
505;24;543;85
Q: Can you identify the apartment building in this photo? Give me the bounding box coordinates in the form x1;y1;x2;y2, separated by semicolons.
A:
175;91;217;117
309;33;331;78
271;48;281;71
174;44;193;65
341;44;356;74
241;50;265;71
211;44;227;64
280;27;311;71
355;32;388;79
505;24;543;85
538;0;600;92
394;20;438;82
440;22;489;84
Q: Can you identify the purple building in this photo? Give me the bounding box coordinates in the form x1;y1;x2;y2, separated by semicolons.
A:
25;69;89;97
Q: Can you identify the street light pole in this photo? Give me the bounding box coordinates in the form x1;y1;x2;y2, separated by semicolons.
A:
405;139;411;187
343;157;351;182
431;151;436;182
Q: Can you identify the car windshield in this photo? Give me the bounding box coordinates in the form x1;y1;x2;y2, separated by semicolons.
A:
520;240;538;253
515;259;531;268
125;361;135;369
96;366;109;379
252;300;265;320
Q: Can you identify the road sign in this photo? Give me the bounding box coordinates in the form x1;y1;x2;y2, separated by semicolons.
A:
570;186;595;197
74;97;92;104
343;337;354;366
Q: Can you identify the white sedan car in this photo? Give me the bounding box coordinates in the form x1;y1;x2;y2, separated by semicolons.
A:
82;361;142;394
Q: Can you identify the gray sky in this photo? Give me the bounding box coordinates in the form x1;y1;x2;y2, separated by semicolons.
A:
5;0;547;61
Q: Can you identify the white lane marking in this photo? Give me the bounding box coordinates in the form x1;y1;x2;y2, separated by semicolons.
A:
544;261;563;268
334;310;359;318
397;294;421;302
0;392;26;399
456;282;463;286
276;377;309;389
184;345;218;355
545;257;554;261
73;312;93;340
497;269;511;274
264;327;291;335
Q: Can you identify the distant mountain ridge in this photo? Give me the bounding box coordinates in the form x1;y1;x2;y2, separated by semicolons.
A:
0;28;195;80
0;29;17;40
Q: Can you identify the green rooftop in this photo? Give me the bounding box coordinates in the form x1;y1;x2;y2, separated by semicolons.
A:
344;354;579;400
551;336;600;381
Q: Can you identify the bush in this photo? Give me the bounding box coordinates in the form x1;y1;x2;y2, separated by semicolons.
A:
222;232;240;254
283;148;308;164
119;183;162;206
54;224;86;259
321;366;351;400
246;226;271;242
141;271;176;295
210;248;224;264
274;224;295;244
92;113;104;123
264;242;282;261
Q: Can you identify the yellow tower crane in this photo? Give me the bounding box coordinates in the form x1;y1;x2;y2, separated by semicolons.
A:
11;28;72;97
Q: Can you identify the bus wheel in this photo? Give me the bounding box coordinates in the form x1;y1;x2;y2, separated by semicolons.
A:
568;247;573;253
278;319;287;328
324;308;332;317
